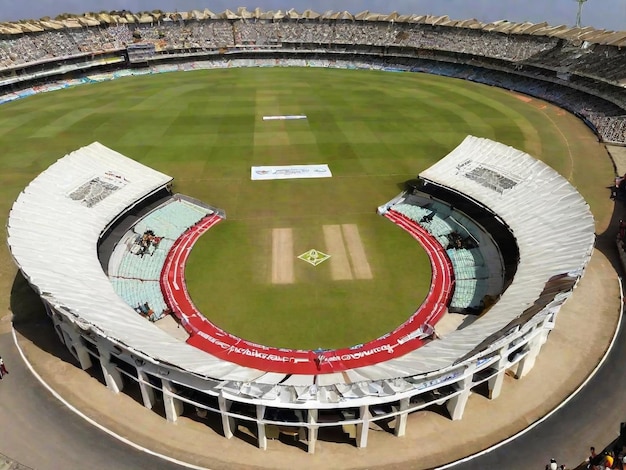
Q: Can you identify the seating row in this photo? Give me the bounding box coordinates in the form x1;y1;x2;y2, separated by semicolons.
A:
450;279;488;310
393;203;476;248
392;202;491;310
112;237;173;280
109;278;169;321
447;248;484;268
109;198;214;322
134;199;213;240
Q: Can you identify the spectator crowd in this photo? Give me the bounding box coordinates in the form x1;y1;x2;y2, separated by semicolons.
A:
1;15;625;143
0;17;621;75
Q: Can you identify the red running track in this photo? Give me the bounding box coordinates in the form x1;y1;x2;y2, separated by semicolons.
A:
160;209;454;374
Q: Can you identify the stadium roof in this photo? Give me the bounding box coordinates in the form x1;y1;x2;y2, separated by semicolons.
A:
6;139;594;404
6;143;268;383
1;8;626;48
403;136;595;373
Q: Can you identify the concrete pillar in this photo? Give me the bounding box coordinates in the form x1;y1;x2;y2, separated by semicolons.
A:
394;397;410;437
515;329;548;379
539;319;552;345
63;326;92;370
446;363;476;421
294;410;307;442
219;394;235;439
256;405;267;450
98;347;124;394
57;326;68;347
307;409;319;454
43;301;54;319
161;378;183;423
137;369;155;410
356;405;370;449
48;308;66;344
52;319;66;345
488;348;509;400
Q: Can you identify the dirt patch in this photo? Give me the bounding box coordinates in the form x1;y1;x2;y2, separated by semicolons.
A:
323;225;352;280
342;224;373;280
606;144;626;175
271;228;294;284
513;94;533;103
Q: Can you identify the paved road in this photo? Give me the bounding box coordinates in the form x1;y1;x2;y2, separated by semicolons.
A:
453;284;625;470
2;311;624;470
0;332;184;470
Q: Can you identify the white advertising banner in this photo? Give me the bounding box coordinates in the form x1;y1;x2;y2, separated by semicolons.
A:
251;164;332;181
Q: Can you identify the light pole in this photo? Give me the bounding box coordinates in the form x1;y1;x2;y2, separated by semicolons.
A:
575;0;589;27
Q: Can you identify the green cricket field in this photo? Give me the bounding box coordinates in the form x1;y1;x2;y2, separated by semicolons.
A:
0;67;613;350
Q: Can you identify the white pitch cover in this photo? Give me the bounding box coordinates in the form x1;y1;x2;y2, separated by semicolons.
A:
251;164;332;180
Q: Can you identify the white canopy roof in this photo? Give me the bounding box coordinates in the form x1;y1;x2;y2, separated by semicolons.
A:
6;139;595;403
366;135;595;376
6;142;268;382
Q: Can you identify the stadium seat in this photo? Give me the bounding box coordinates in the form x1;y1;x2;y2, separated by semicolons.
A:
109;198;213;321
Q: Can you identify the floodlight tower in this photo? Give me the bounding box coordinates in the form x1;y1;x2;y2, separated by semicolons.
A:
575;0;589;27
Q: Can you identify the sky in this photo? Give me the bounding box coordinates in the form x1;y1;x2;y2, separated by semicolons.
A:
0;0;624;32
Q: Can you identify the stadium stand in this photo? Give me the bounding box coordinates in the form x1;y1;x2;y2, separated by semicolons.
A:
107;197;213;321
2;9;603;453
7;132;594;453
1;10;626;145
390;200;499;313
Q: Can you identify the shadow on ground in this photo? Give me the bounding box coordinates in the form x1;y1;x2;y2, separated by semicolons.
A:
594;196;625;278
10;271;77;366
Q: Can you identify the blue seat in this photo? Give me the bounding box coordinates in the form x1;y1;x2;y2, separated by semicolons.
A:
109;198;214;321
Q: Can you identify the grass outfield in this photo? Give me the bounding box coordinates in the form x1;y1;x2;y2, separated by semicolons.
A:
0;67;615;350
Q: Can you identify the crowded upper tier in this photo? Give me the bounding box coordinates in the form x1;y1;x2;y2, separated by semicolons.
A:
1;8;626;85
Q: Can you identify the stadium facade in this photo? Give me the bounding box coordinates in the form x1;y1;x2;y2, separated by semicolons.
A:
2;9;607;454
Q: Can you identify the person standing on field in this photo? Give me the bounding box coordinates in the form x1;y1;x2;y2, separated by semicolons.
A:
0;356;7;378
